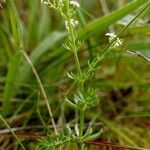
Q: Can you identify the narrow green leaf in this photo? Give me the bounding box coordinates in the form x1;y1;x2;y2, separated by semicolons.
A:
79;0;148;39
2;0;23;115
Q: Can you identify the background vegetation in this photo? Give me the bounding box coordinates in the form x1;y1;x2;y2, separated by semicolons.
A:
0;0;150;149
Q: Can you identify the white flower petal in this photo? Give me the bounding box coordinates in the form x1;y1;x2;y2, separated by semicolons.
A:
70;1;80;8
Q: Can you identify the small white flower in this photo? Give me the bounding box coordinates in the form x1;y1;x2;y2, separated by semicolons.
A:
105;33;116;39
65;19;79;30
70;19;74;26
65;20;69;29
70;0;80;8
105;32;123;48
70;19;79;28
74;20;79;26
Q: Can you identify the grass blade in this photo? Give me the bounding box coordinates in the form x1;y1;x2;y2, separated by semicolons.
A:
2;0;24;115
79;0;148;39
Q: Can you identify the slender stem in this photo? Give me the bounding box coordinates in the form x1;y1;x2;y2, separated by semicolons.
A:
79;108;84;137
74;52;82;76
69;23;82;76
22;51;58;135
0;115;25;150
68;20;82;76
65;0;82;77
60;2;84;149
78;108;85;150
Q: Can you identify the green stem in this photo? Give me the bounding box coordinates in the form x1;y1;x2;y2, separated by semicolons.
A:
79;108;85;150
68;19;82;77
74;52;82;76
79;108;84;137
65;0;82;77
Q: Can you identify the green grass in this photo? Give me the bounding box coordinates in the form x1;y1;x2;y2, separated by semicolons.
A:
0;0;150;149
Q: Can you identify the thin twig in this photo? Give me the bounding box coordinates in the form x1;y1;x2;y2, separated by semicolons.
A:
0;115;25;150
127;50;150;62
22;51;58;135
